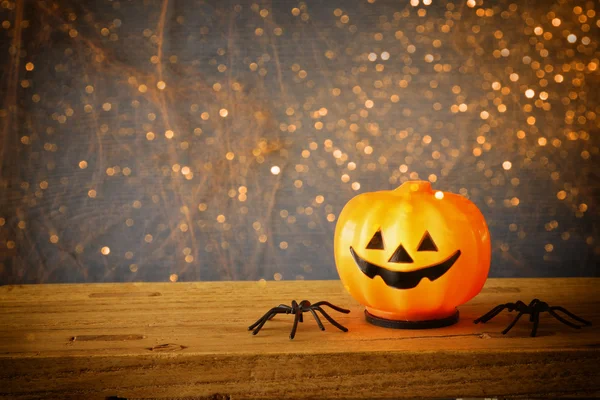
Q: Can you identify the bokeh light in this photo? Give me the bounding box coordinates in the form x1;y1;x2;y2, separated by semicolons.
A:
0;0;598;284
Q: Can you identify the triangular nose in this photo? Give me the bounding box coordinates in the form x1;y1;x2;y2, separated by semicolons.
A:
388;244;414;263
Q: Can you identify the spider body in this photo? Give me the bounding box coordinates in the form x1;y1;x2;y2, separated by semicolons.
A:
249;300;350;339
474;298;591;337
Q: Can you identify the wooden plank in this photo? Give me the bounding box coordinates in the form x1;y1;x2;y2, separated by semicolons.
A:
0;279;599;399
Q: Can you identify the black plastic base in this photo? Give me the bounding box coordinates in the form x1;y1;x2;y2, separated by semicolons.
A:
365;309;459;329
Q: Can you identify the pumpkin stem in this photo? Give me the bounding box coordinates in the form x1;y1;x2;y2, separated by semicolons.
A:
394;180;433;195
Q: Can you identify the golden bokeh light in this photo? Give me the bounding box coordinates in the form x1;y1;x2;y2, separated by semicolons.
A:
0;0;597;285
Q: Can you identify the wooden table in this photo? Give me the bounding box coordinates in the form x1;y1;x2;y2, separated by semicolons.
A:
1;278;599;399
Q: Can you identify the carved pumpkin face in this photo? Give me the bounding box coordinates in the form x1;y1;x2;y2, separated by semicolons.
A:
334;181;491;322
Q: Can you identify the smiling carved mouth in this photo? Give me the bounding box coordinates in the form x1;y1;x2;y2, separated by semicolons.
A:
349;247;461;289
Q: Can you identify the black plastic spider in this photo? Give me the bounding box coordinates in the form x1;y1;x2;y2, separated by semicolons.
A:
248;300;350;339
474;298;591;337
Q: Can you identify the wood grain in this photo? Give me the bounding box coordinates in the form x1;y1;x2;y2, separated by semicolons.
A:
0;279;599;399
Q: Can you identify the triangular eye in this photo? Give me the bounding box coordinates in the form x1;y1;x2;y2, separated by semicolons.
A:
388;244;414;263
366;229;385;250
417;231;438;252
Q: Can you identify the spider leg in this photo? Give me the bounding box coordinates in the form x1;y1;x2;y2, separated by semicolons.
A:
251;315;273;335
487;305;511;321
249;307;282;330
252;310;284;335
513;300;529;311
550;306;592;326
299;313;304;323
502;311;525;335
314;306;349;332
289;309;302;340
530;310;540;337
529;299;540;307
474;304;507;324
250;307;288;334
267;304;292;320
528;302;538;323
547;309;582;329
309;309;325;331
311;301;351;314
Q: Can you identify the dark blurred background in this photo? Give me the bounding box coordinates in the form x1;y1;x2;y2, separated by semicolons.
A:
0;0;598;284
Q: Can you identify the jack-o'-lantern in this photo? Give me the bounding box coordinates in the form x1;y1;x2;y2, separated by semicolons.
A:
334;180;491;328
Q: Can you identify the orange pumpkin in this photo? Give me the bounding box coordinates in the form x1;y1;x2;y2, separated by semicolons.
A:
334;180;491;325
